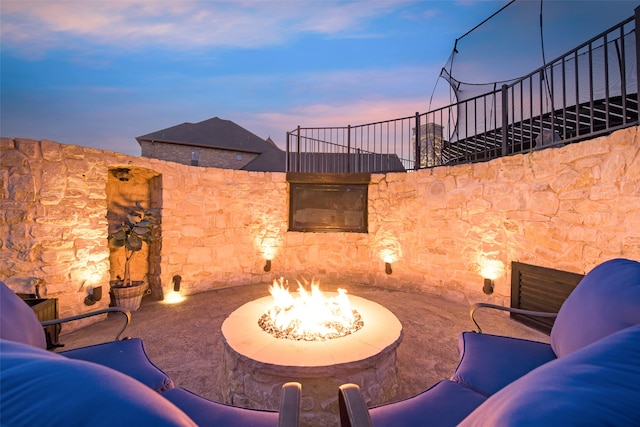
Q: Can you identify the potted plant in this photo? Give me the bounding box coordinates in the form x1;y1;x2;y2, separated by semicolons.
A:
108;202;159;310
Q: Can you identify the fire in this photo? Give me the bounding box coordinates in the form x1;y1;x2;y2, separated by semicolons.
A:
258;278;363;341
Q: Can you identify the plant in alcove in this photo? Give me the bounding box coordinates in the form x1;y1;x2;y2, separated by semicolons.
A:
109;201;159;288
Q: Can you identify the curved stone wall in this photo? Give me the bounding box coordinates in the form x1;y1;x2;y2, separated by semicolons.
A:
1;127;638;326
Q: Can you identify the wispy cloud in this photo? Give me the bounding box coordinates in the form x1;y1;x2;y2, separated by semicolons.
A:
247;96;429;146
1;0;408;58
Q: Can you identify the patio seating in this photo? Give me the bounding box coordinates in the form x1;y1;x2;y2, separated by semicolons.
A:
1;338;301;426
338;258;640;426
163;383;301;427
0;280;174;392
0;281;302;426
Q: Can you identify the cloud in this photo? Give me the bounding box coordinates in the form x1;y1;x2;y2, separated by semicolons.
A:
1;0;410;58
243;96;428;147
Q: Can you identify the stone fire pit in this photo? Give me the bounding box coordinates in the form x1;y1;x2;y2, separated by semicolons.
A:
221;293;403;426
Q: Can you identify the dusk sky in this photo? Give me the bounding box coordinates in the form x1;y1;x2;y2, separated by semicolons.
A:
1;1;636;156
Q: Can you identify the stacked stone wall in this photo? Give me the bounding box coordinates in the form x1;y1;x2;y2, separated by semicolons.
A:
1;127;638;329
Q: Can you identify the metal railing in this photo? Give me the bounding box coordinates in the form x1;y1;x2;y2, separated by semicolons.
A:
286;9;639;173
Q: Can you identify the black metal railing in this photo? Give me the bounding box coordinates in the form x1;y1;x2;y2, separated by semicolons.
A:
286;9;639;173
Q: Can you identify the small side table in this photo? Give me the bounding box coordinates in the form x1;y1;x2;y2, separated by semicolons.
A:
18;294;62;349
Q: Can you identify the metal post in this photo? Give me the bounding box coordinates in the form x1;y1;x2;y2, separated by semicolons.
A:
501;84;509;156
347;125;352;173
296;126;301;172
286;131;290;172
635;7;640;108
414;112;421;170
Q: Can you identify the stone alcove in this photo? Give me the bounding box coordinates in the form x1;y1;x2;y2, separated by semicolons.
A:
106;166;163;300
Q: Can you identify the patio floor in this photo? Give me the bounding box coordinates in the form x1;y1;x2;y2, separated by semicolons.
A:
56;283;549;418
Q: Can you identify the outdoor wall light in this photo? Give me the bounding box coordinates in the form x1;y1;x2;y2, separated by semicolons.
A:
173;275;182;292
379;242;400;276
264;259;272;272
84;286;103;306
483;278;494;295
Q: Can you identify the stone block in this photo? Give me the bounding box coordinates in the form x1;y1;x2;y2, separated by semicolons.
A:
600;148;627;182
528;190;559;215
8;175;35;202
41;140;63;161
559;138;611;163
41;248;75;263
2;148;28;169
61;144;86;160
590;184;619;200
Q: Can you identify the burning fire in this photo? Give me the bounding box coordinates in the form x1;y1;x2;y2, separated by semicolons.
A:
258;278;363;341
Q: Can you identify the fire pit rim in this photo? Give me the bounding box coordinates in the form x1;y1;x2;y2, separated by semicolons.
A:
221;293;403;367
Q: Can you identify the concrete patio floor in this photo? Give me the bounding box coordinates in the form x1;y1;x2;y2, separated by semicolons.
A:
57;283;549;423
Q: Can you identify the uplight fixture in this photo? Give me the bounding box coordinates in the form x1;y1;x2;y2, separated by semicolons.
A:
483;278;494;295
84;286;103;306
385;262;393;275
173;275;182;292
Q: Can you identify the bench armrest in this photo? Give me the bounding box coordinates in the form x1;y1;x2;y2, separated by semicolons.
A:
41;307;131;341
470;303;557;333
339;383;373;427
279;382;302;427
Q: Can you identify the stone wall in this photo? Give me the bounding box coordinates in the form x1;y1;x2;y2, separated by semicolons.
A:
139;140;258;169
1;127;638;328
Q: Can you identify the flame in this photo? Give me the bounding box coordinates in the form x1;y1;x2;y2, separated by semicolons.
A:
261;278;361;341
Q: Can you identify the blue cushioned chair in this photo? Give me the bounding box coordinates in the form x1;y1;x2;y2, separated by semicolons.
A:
0;281;174;392
0;339;196;427
1;339;303;427
339;258;640;426
1;281;302;426
164;383;301;427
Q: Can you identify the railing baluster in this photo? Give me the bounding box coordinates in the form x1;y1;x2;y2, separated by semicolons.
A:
501;84;509;156
414;112;421;170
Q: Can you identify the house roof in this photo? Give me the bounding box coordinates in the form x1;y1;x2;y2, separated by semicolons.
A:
241;146;287;172
136;117;274;154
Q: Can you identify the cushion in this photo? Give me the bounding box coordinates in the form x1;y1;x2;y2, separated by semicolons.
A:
368;380;487;427
61;338;174;392
459;324;640;426
0;339;196;426
451;331;556;396
551;258;640;357
0;281;47;349
163;387;279;427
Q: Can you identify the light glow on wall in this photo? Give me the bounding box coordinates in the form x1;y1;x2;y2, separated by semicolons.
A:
85;271;102;286
377;231;402;264
252;213;284;265
478;256;505;281
262;241;277;260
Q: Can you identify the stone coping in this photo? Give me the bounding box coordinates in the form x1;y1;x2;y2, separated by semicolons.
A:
221;293;402;367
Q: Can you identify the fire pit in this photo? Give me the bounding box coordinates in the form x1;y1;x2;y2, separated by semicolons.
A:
221;280;403;426
258;278;364;341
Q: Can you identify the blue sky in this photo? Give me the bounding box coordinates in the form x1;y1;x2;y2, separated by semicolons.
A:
1;0;636;155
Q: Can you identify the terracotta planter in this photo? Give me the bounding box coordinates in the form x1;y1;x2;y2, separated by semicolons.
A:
110;281;147;311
